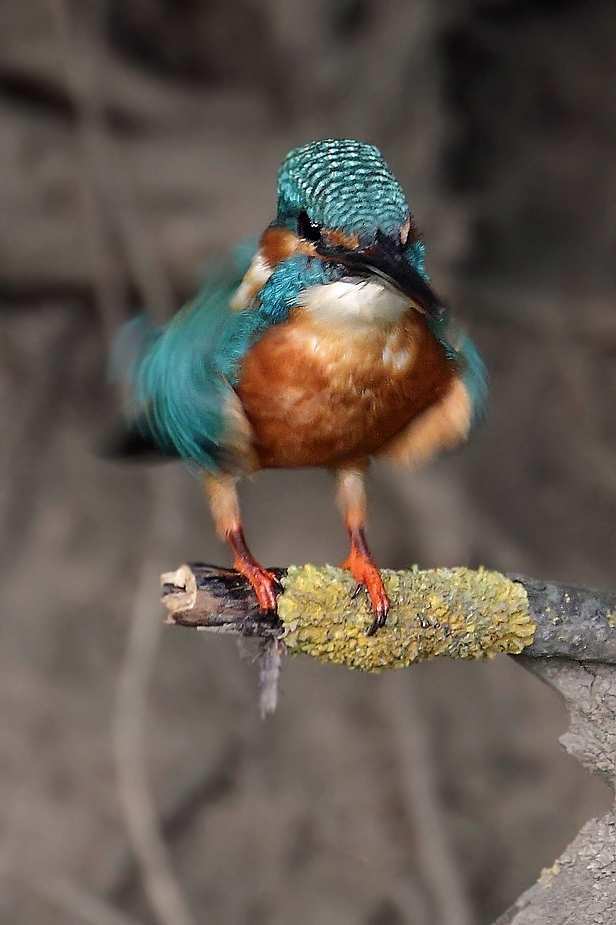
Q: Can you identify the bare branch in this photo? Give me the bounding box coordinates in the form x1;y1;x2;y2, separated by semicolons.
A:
493;657;616;924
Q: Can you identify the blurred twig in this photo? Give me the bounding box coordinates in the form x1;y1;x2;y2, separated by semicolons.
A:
49;0;174;336
49;3;194;922
381;465;536;574
381;673;474;925
36;877;139;925
340;0;437;139
108;740;239;902
48;0;127;347
113;468;196;925
0;312;83;570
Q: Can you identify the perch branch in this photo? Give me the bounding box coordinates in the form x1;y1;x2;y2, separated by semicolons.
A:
161;563;616;668
160;562;616;924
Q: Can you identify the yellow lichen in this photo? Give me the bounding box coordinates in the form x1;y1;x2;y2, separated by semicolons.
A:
278;565;534;672
538;859;561;887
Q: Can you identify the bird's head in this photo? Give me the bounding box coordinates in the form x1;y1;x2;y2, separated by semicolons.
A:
270;139;445;322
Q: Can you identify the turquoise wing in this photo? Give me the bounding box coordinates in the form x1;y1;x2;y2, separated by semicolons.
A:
112;245;266;473
401;239;487;424
426;311;488;427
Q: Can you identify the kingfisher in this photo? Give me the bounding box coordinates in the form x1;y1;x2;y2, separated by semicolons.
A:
114;139;486;635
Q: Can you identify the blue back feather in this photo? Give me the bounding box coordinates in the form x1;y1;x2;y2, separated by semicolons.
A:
112;248;336;472
113;249;266;472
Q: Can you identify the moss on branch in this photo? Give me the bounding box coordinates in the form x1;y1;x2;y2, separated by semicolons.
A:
278;564;533;671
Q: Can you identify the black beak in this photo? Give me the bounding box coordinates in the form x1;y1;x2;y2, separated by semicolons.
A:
316;229;446;323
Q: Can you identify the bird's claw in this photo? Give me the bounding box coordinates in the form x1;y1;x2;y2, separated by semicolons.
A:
251;567;280;613
351;582;364;600
272;574;286;593
227;525;281;613
340;551;390;635
233;561;280;613
365;601;389;637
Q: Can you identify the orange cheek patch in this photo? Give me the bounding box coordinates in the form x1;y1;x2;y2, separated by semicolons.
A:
323;229;360;250
259;226;362;269
259;227;316;267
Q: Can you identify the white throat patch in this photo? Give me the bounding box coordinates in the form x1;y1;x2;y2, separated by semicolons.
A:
299;279;409;326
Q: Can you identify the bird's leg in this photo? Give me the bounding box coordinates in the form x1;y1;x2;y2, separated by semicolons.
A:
204;473;279;613
335;466;390;635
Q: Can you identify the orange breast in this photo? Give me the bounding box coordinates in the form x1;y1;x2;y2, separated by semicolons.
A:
235;310;455;469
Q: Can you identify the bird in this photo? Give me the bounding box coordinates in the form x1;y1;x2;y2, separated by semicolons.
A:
113;139;486;635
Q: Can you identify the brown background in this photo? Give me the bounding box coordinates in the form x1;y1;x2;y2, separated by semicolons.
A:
1;1;615;923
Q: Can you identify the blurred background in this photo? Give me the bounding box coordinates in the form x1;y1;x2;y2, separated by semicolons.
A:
1;1;615;923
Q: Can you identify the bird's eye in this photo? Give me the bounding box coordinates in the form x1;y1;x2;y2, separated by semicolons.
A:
298;210;322;242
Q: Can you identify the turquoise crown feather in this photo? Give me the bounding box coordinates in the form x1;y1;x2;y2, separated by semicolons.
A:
277;139;409;239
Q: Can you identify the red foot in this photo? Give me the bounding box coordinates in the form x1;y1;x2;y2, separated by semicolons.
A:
340;527;390;635
227;524;279;612
236;560;279;612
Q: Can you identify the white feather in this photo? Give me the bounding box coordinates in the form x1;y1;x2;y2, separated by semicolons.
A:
299;279;409;326
230;254;272;311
